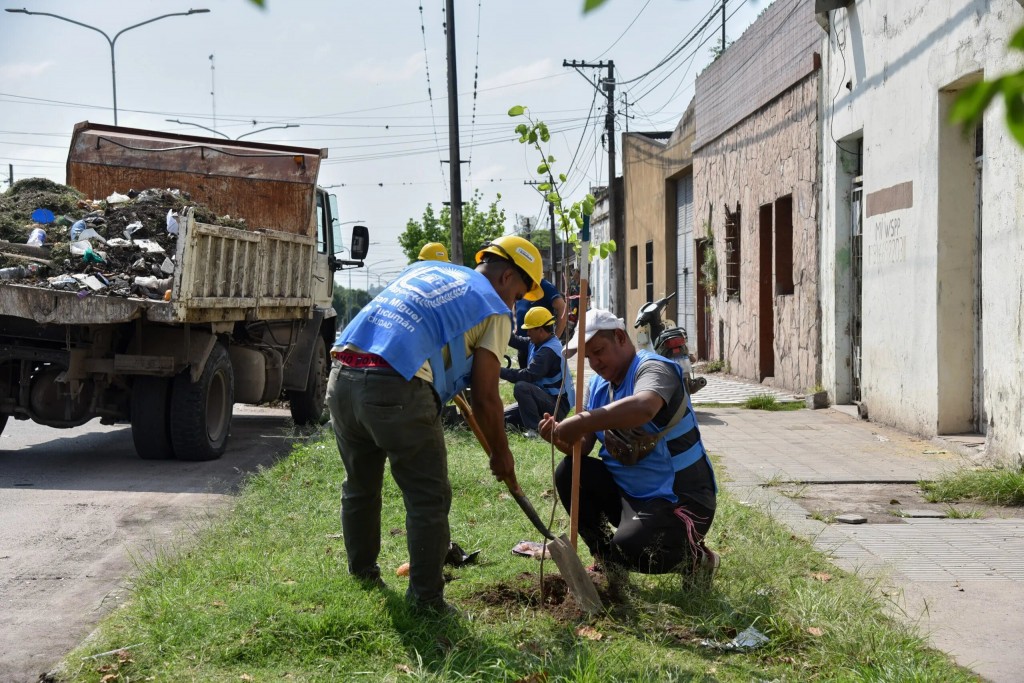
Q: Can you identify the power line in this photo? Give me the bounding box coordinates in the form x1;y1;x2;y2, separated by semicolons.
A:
590;0;652;61
418;1;449;197
617;0;723;86
466;0;483;184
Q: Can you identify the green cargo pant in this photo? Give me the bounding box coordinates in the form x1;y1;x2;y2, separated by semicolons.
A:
326;365;451;609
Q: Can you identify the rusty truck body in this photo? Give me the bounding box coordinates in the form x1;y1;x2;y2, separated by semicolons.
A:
0;122;364;461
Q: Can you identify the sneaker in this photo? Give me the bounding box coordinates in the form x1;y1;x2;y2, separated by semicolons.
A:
523;429;539;439
684;546;720;589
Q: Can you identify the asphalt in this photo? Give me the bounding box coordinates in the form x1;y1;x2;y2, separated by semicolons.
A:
692;373;1024;683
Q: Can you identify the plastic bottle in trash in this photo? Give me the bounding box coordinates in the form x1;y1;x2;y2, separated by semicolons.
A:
70;219;87;241
0;264;41;280
26;227;46;247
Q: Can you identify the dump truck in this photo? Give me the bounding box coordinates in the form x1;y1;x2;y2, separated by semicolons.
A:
0;121;368;461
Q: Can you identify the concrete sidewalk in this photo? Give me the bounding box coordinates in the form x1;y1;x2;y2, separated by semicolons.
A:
698;405;1024;683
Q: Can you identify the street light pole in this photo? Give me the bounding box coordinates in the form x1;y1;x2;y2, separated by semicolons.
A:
5;8;210;126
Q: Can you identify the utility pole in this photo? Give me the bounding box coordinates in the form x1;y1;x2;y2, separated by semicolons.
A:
444;0;464;265
563;59;621;316
721;0;726;53
7;164;12;188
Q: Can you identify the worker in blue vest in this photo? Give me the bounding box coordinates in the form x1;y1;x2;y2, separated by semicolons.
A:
513;278;566;367
501;306;575;438
327;235;544;615
538;308;718;594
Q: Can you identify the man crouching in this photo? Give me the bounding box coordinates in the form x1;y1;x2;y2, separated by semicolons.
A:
538;308;719;592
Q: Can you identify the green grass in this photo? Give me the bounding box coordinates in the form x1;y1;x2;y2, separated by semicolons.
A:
742;394;803;412
942;505;984;520
56;431;976;682
921;467;1024;506
702;359;727;373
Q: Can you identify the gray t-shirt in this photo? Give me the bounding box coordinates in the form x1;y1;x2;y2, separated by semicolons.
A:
604;358;716;511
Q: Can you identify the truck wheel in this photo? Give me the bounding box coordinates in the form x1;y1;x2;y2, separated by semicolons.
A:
131;377;174;459
288;335;328;426
170;343;234;461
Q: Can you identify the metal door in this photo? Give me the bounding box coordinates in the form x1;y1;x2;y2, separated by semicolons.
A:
676;175;696;341
851;179;863;402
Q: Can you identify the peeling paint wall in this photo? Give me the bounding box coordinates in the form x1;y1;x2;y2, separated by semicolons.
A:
694;75;821;392
819;0;1024;464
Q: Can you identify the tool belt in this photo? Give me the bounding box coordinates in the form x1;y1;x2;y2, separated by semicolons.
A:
332;350;392;369
603;383;690;466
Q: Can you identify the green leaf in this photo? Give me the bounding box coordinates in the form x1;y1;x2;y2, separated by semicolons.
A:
559;173;567;182
528;131;538;144
515;124;529;135
583;0;608;13
600;243;610;258
1004;89;1024;146
606;239;617;252
248;0;266;6
508;105;526;117
950;79;1001;127
537;163;549;174
538;182;551;191
589;245;599;260
546;192;560;203
547;155;556;163
1010;25;1024;51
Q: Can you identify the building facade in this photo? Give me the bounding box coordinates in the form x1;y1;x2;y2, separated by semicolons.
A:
819;0;1024;464
693;0;823;391
621;104;697;340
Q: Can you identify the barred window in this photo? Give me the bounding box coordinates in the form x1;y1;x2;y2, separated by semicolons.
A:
725;203;741;299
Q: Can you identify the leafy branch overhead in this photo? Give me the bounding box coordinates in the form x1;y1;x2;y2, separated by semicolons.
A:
508;105;615;262
950;25;1024;146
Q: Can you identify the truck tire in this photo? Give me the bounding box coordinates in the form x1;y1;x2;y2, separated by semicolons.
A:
130;376;174;459
288;335;328;426
170;342;234;461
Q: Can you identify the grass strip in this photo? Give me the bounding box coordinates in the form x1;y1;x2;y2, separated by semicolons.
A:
59;430;976;682
921;467;1024;506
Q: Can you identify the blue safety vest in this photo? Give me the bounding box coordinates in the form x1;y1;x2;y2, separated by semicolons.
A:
335;261;511;403
528;336;575;408
589;350;714;502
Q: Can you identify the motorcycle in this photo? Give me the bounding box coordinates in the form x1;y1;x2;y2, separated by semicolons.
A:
634;292;707;396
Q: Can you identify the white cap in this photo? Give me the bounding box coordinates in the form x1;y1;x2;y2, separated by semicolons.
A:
566;308;626;353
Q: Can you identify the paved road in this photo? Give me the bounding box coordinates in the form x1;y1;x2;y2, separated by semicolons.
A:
0;406;302;683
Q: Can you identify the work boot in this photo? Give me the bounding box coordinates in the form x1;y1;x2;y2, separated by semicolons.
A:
352;570;387;590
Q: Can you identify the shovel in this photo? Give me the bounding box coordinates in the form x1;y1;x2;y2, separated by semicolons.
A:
452;393;603;614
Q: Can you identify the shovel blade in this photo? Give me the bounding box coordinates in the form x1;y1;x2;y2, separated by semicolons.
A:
548;533;603;614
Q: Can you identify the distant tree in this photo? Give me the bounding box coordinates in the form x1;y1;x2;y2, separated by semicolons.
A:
332;286;372;326
397;190;507;267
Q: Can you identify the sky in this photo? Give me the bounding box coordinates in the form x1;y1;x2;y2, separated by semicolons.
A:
0;0;764;284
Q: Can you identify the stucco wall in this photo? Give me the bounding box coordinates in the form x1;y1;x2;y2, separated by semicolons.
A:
819;0;1024;463
694;74;821;392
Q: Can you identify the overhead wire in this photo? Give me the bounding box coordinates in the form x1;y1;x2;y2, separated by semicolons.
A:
589;0;653;61
466;0;483;185
418;1;449;197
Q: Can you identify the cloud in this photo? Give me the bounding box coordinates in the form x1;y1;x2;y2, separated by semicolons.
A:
346;52;424;84
478;59;560;94
0;61;55;80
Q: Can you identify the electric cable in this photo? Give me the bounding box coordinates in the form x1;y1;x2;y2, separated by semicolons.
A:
419;1;449;197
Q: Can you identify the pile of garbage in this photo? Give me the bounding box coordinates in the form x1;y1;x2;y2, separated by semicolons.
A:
0;178;247;300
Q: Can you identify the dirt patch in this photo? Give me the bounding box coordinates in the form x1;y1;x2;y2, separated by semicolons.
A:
780;482;1024;524
468;571;619;621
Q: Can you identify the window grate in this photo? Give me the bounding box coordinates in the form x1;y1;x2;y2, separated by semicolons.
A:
725;203;741;299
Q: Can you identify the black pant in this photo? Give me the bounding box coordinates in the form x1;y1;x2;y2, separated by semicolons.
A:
554;455;715;574
503;382;570;431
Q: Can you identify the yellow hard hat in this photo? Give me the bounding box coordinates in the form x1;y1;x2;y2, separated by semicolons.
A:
418;242;449;262
521;306;555;330
474;235;543;301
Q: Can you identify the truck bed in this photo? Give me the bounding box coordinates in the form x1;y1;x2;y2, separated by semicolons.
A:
0;211;316;325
